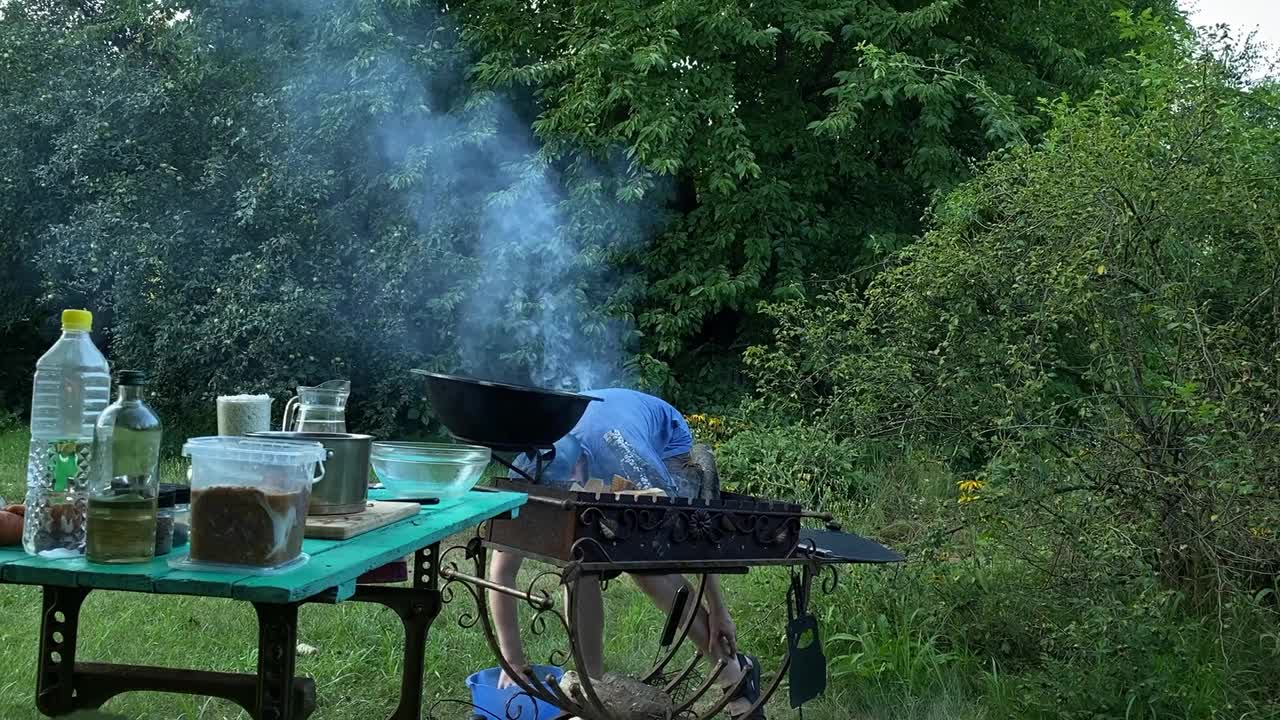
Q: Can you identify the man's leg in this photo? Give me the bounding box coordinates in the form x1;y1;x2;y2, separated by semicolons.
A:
489;549;531;688
491;549;607;684
630;574;752;715
568;576;606;679
655;448;756;714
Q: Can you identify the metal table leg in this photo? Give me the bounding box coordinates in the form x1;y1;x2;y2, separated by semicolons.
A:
33;584;316;719
351;543;443;720
254;601;310;720
35;585;89;716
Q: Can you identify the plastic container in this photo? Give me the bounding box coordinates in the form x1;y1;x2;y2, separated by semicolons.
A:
466;666;565;720
167;552;310;575
182;437;326;570
369;442;490;499
22;309;111;557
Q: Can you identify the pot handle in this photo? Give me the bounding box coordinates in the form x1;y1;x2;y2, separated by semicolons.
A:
311;448;334;484
282;396;300;431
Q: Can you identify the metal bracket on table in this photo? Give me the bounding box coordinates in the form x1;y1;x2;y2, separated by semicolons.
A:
35;585;316;720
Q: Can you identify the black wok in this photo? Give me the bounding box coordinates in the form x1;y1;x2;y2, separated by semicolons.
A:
410;370;601;449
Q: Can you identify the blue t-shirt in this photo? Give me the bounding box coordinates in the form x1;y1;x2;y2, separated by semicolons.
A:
514;388;693;492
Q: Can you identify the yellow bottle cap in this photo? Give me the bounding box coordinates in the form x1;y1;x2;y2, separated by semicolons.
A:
61;309;93;331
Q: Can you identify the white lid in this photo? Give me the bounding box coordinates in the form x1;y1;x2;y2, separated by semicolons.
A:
182;436;326;465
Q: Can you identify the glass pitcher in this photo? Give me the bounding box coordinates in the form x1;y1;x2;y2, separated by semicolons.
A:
282;380;349;433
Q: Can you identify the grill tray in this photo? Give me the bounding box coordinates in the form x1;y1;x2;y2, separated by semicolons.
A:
485;479;805;573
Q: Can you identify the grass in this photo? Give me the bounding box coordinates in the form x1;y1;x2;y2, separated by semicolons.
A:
0;428;910;720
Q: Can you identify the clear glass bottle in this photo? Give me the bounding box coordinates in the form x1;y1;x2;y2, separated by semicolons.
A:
86;370;163;564
22;309;110;556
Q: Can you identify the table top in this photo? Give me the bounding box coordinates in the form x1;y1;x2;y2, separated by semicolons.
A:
0;490;525;604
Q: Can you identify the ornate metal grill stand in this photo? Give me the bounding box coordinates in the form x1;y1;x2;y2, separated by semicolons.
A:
434;483;894;720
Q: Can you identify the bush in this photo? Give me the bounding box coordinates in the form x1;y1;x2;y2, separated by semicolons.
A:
0;0;1180;418
815;527;1280;720
716;422;860;508
736;30;1280;719
747;45;1280;597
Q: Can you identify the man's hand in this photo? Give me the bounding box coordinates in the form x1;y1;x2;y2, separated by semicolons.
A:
707;605;738;658
498;665;536;690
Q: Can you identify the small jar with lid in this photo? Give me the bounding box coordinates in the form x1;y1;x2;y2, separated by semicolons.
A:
154;487;176;556
161;483;191;548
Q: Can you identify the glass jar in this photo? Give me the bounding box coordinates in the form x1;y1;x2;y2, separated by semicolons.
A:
86;370;162;564
154;487;176;556
162;483;191;548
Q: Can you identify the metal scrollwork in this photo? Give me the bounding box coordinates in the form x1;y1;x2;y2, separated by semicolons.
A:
578;507;624;542
568;537;616;565
433;518;848;720
752;515;794;546
672;509;723;544
425;697;505;720
456;603;481;630
636;507;668;532
503;690;532;720
437;558;806;720
719;511;761;536
821;563;841;594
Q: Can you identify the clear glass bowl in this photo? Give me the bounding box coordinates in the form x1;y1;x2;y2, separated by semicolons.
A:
370;442;492;499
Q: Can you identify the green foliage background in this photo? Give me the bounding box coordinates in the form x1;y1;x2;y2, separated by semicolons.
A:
729;18;1280;719
5;1;1280;718
0;0;1173;431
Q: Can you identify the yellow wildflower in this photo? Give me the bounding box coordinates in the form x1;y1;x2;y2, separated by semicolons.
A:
957;479;984;504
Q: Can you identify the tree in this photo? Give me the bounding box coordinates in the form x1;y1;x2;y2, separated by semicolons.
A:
1;0;644;433
0;0;1186;429
459;0;1183;390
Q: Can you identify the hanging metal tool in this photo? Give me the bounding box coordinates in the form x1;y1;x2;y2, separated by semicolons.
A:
786;565;827;708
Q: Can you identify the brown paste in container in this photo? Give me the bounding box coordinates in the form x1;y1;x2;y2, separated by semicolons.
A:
189;486;307;567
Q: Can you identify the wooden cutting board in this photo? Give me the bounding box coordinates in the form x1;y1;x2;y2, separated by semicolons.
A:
304;501;420;540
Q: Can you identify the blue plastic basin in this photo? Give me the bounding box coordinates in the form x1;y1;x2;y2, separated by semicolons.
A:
466;665;566;720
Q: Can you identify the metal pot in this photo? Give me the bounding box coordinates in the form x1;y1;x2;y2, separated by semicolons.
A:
248;431;373;515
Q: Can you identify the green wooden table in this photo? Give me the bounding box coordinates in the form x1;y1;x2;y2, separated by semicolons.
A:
0;490;526;720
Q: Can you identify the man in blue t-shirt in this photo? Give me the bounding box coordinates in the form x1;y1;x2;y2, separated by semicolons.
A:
488;389;763;719
512;388;714;498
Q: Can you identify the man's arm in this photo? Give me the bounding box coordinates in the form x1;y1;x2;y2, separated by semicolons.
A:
703;574;739;657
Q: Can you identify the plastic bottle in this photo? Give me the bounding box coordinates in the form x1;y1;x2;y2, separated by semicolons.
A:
22;309;111;556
